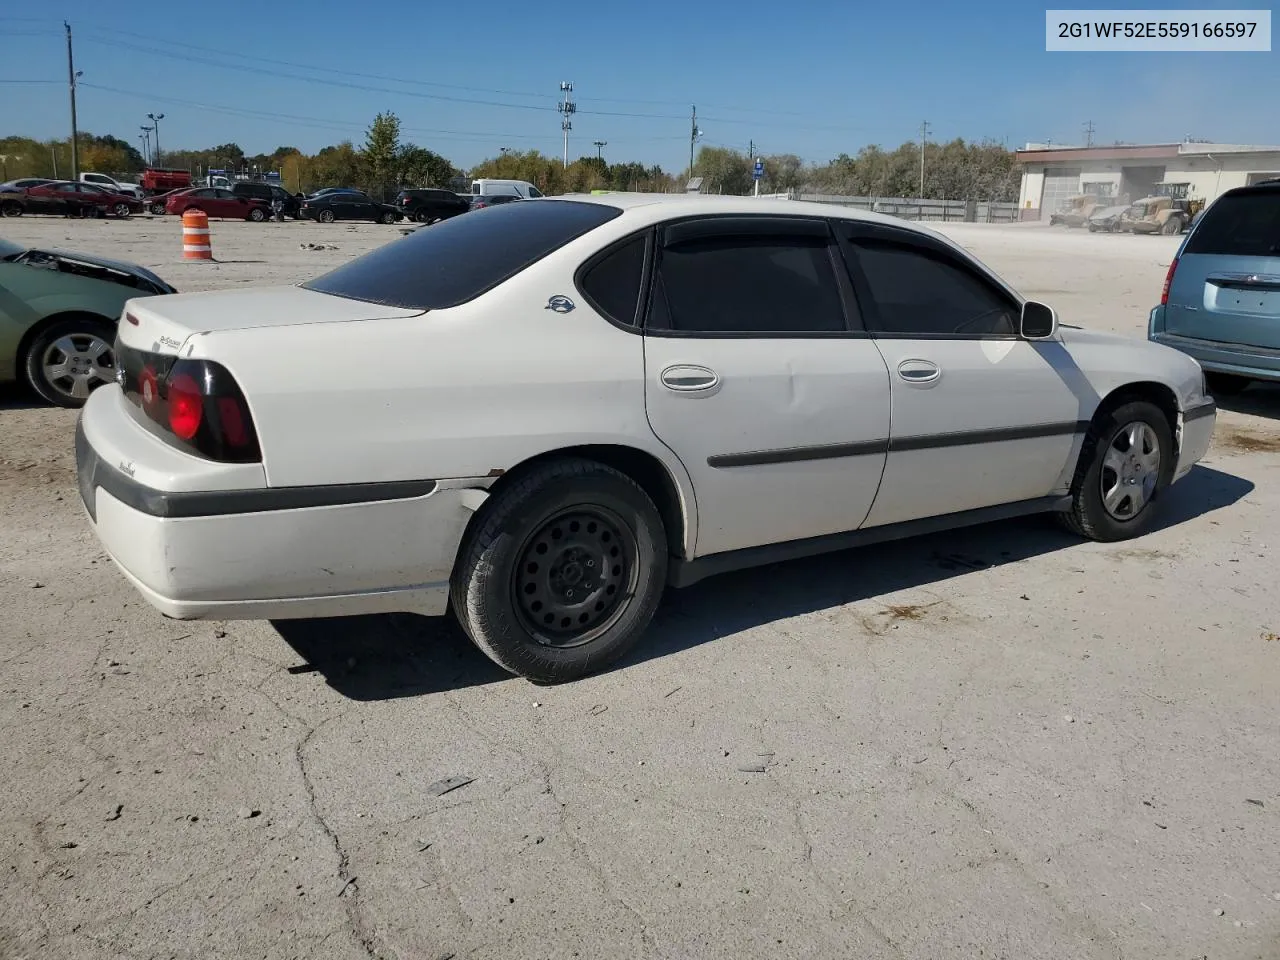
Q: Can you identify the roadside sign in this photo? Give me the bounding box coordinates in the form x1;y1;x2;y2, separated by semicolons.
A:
753;159;764;180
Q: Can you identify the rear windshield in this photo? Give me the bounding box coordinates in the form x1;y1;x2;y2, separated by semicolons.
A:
302;199;621;310
1185;191;1280;258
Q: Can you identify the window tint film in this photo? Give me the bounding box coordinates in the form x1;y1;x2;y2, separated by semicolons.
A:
304;200;622;310
579;235;646;326
653;236;845;334
1185;192;1280;257
850;240;1016;336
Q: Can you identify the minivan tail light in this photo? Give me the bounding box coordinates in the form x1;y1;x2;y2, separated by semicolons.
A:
1161;257;1179;305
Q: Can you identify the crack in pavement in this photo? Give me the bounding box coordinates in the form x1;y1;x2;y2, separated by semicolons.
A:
249;673;391;960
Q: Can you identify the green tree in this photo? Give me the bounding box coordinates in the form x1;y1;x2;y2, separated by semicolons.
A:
362;111;401;199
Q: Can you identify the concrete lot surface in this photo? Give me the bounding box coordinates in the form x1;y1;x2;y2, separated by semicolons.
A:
1;214;1278;960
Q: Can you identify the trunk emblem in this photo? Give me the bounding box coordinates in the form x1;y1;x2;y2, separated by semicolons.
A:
546;295;575;314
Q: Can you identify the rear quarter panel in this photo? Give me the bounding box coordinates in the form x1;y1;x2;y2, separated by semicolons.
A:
182;231;699;552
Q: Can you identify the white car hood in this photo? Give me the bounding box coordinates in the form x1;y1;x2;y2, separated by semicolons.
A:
119;284;424;355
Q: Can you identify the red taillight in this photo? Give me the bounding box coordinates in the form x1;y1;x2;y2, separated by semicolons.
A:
1160;258;1179;305
126;312;139;326
167;373;203;440
216;396;250;447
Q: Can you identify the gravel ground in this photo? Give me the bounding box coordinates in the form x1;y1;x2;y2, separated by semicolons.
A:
1;214;1278;960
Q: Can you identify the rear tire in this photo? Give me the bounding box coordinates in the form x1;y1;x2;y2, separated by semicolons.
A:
1205;372;1251;396
111;202;132;218
1160;218;1181;236
414;209;432;223
317;209;335;223
450;458;668;684
1059;400;1174;542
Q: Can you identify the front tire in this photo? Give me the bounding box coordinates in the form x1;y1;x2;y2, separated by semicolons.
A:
1160;218;1181;236
24;317;116;408
149;201;167;216
112;202;132;218
247;207;267;222
1060;400;1174;542
450;458;668;684
414;209;433;223
0;200;21;217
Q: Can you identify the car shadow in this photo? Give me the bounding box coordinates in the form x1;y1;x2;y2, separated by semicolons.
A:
0;382;43;410
270;464;1250;700
1212;380;1280;419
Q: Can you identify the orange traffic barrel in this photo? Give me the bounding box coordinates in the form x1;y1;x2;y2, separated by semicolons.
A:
182;209;212;261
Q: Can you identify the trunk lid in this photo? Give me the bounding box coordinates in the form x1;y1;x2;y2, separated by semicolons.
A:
1164;191;1280;348
116;284;425;355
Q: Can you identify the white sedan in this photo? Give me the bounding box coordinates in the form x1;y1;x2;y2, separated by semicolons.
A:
76;195;1216;682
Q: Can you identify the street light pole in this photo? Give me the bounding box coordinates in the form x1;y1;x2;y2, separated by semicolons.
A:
65;22;80;181
593;140;607;160
148;113;165;166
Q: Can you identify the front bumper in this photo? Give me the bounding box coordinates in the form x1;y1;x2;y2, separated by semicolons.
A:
1175;398;1216;482
75;388;480;621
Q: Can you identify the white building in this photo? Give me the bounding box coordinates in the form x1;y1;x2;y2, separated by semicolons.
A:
1016;142;1280;220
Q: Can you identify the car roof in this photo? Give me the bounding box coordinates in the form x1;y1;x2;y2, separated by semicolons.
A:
551;192;946;234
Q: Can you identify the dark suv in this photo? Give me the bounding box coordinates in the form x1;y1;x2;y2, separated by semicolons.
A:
231;182;302;218
394;188;471;224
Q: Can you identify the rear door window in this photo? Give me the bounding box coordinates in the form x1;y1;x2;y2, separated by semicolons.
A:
1185;192;1280;257
304;200;622;310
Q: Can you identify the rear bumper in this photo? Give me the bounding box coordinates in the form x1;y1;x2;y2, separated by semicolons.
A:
1176;399;1216;482
1149;322;1280;382
75;389;484;622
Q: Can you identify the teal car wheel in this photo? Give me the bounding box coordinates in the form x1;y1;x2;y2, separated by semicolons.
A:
25;317;116;407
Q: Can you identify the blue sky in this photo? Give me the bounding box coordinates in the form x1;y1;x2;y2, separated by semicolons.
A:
2;0;1276;171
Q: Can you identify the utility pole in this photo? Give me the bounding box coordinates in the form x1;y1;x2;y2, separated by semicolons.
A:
749;140;755;159
557;83;575;168
1083;119;1095;147
65;22;80;181
593;140;606;160
919;120;930;199
147;113;165;166
689;105;702;182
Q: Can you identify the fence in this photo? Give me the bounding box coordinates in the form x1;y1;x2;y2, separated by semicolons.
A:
756;191;1021;223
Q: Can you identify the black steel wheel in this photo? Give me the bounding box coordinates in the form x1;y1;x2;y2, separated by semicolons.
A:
451;458;668;683
512;506;637;648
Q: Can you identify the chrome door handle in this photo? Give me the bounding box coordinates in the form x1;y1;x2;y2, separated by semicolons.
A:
897;359;940;383
660;364;720;393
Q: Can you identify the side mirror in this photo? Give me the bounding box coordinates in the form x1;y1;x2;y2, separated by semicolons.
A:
1020;300;1057;340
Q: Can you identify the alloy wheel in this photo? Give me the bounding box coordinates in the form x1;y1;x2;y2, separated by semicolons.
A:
41;332;115;402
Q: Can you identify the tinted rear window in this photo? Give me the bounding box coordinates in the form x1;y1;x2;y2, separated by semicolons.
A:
303;200;622;310
1185;191;1280;257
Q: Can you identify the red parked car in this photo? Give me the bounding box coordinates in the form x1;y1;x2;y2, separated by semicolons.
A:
164;187;271;221
3;180;142;218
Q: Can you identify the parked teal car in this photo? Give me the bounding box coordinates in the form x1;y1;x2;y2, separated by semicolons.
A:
0;237;176;406
1148;180;1280;395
